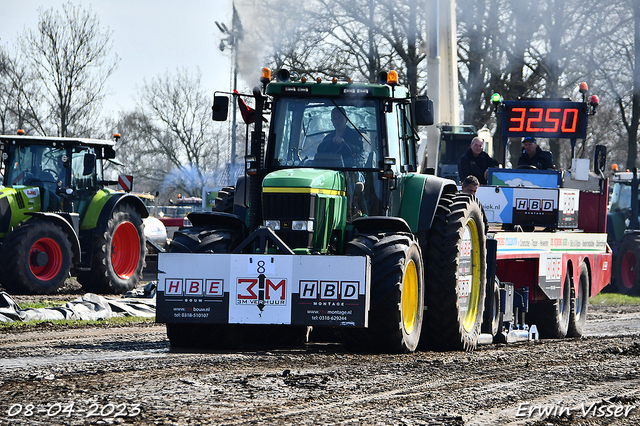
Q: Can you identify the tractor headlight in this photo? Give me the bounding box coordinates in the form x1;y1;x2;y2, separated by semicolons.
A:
292;220;313;231
264;220;280;231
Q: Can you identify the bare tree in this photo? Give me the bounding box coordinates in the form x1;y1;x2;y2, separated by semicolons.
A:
0;46;46;135
134;68;228;197
18;2;118;137
239;0;427;95
591;0;640;170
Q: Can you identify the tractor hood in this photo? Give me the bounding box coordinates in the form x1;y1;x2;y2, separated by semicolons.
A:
0;186;42;235
262;168;346;194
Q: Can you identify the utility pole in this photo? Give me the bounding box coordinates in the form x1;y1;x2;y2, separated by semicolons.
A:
216;2;243;165
419;0;459;173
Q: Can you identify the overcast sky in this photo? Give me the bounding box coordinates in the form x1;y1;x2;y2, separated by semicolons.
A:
0;0;235;117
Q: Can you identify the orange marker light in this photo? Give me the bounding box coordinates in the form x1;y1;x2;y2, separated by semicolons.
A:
261;67;271;84
387;70;398;86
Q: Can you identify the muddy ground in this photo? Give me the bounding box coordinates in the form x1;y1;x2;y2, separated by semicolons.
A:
1;282;640;425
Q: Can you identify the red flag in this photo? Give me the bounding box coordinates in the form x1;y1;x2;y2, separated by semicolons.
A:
234;90;266;124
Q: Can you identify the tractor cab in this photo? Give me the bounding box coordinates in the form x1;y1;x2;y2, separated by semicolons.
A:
1;134;109;216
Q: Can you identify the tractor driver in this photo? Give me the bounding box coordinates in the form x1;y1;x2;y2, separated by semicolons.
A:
317;107;364;167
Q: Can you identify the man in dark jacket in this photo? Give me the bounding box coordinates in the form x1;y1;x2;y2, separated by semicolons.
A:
458;137;499;184
517;136;554;170
317;107;363;167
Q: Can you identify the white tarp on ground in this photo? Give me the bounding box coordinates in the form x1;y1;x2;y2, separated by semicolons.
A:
0;282;157;323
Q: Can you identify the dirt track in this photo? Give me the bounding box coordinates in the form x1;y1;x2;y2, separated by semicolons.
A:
1;300;640;426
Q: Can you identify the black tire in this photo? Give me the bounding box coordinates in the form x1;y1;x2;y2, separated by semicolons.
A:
614;233;640;295
214;186;235;213
168;226;242;253
343;232;424;353
78;204;145;294
568;263;589;337
2;221;72;294
529;270;571;339
421;193;487;351
482;276;502;337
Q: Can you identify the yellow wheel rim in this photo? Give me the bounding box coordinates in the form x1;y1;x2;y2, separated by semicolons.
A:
402;259;419;334
459;219;482;332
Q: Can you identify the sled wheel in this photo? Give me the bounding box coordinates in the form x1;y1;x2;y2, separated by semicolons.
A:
568;263;589;337
343;232;424;353
530;270;571;339
615;234;640;295
421;193;487;351
482;276;502;336
3;221;72;294
78;204;145;294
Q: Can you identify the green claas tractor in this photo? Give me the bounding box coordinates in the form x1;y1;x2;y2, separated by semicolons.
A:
155;68;487;353
0;133;148;295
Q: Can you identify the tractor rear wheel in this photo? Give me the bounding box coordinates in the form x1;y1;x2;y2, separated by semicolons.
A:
421;193;487;351
568;263;589;337
3;221;72;294
614;233;640;295
78;204;145;294
529;271;571;339
343;232;424;353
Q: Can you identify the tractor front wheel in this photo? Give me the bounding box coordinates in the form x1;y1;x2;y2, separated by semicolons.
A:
78;204;145;294
3;221;72;294
343;232;424;353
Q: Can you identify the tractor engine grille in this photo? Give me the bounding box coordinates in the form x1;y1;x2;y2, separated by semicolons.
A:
262;192;315;250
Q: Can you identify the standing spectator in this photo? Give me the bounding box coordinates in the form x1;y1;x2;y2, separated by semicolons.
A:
458;137;499;184
517;136;554;170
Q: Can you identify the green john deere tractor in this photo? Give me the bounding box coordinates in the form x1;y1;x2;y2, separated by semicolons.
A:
156;68;487;353
0;134;148;295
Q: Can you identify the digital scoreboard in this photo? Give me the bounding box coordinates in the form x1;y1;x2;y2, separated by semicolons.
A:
501;100;589;139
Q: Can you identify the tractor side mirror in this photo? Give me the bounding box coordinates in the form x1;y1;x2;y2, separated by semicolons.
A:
103;145;116;159
414;96;434;126
593;144;607;174
212;95;229;121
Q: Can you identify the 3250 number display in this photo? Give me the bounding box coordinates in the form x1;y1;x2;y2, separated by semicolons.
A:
501;101;588;139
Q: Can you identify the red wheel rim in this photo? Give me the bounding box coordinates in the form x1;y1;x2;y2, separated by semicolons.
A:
29;237;63;281
621;250;637;289
111;221;140;279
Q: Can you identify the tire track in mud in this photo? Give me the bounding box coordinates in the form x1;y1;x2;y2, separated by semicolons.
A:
1;306;640;425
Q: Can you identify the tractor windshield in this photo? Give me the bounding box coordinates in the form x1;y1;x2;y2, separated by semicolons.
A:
268;98;381;169
6;145;68;189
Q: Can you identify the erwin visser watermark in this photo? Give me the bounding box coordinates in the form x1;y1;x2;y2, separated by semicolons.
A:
516;402;636;419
